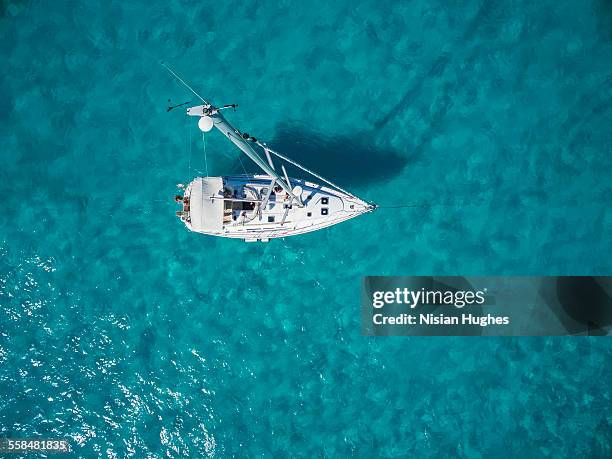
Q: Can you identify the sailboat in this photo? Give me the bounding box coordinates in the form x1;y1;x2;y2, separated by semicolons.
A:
166;65;376;242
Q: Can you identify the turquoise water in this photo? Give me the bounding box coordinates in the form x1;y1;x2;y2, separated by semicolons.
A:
1;0;611;456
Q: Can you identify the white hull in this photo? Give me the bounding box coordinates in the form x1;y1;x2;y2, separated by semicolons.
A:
176;175;374;242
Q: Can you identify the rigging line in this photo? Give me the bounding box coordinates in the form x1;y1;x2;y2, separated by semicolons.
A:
228;155;242;174
188;122;192;178
160;61;208;104
202;132;209;177
256;142;358;200
237;154;249;176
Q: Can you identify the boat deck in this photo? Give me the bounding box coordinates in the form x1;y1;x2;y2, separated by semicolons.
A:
178;175;373;241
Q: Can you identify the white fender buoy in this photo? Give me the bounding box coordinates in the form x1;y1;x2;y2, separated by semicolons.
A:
198;116;214;132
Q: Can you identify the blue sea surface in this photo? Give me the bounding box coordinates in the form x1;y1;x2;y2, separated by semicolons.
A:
1;0;611;457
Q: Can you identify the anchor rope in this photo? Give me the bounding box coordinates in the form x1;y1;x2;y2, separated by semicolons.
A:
376;201;479;210
377;203;429;209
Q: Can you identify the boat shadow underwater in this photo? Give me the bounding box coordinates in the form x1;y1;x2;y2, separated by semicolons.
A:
236;122;410;188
